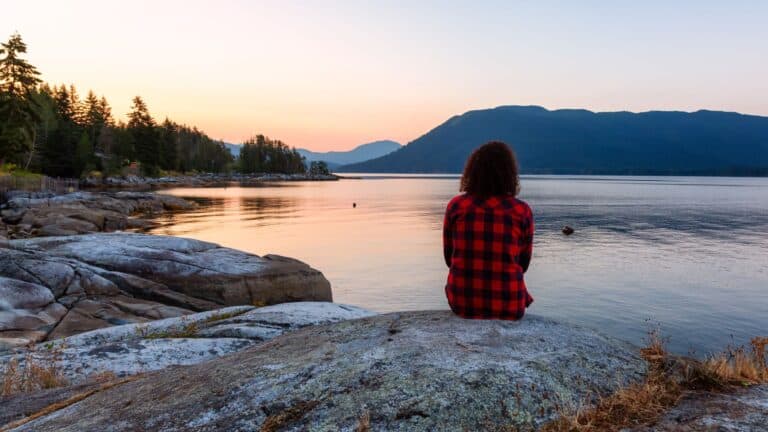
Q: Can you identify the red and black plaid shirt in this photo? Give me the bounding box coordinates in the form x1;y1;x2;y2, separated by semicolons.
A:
443;193;534;320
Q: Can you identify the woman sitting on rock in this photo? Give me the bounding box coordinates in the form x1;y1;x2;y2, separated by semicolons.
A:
443;141;534;320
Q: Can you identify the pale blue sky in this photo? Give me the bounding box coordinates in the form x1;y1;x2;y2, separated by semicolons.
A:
3;1;767;149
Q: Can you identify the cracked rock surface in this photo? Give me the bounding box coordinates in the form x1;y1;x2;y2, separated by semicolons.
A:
0;302;376;429
7;312;646;432
0;233;332;349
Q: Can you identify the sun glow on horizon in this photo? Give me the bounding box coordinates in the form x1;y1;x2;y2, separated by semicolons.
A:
4;0;767;151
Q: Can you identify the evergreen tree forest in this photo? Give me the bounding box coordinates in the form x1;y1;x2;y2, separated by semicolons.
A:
0;33;307;178
238;135;306;174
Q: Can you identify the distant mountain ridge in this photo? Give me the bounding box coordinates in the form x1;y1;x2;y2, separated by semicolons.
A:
297;140;402;169
338;106;768;175
223;142;241;157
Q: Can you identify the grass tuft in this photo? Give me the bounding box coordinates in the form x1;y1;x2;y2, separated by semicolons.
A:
134;319;199;339
701;336;768;386
1;347;68;397
541;330;768;431
204;310;245;324
259;400;320;432
355;410;371;432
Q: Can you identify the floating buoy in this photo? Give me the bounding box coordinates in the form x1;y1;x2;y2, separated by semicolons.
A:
562;225;574;235
353;202;357;208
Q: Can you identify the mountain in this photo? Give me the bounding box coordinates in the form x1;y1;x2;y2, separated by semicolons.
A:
338;106;768;175
223;142;241;157
297;140;402;169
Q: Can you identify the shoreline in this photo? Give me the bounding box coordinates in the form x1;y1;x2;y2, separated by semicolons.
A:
79;172;340;190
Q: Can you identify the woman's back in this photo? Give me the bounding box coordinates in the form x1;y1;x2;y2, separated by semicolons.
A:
443;193;534;320
442;140;534;320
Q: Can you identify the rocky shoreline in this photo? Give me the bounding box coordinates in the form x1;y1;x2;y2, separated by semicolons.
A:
1;190;765;431
0;191;195;239
0;233;332;349
81;172;340;190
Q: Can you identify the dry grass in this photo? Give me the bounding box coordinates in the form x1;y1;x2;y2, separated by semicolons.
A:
701;337;768;385
204;309;246;324
87;370;118;384
1;348;68;397
541;331;768;432
259;400;320;432
135;320;199;339
355;410;371;432
0;374;141;431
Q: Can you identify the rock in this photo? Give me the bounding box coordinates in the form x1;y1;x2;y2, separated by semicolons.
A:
1;303;375;387
632;385;768;431
561;225;575;235
45;297;190;340
15;233;333;306
0;276;55;309
0;302;376;428
0;233;332;346
8;312;645;431
0;191;195;238
1;208;24;224
0;381;106;428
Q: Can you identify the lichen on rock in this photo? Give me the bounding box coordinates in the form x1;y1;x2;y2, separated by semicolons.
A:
0;233;333;349
8;311;646;432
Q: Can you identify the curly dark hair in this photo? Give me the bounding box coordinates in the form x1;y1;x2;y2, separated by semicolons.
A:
460;141;520;197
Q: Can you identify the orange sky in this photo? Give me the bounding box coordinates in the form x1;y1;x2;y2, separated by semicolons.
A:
4;1;767;151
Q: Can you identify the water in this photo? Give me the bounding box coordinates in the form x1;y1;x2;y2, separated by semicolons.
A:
148;175;768;355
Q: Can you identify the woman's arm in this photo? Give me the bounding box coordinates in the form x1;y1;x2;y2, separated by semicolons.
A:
519;207;534;273
443;206;454;268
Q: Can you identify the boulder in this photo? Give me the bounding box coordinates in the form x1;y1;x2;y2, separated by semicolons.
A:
632;385;768;431
0;233;333;347
7;312;645;431
14;233;333;306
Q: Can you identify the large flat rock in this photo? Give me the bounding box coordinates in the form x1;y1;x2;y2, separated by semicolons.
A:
9;311;646;431
0;233;332;347
0;302;376;428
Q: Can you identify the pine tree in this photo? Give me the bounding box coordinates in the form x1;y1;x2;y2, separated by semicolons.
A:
0;33;41;166
159;118;178;171
41;85;80;176
83;91;113;157
127;96;160;175
68;84;84;125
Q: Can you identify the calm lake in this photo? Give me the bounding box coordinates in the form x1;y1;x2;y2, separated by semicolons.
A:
149;175;768;355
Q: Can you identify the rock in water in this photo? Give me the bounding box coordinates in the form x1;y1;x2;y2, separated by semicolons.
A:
0;233;332;347
9;312;645;431
562;225;575;235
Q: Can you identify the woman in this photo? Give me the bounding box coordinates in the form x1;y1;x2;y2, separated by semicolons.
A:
443;141;534;320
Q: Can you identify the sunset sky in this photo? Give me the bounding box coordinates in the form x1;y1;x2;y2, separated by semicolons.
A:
4;1;767;151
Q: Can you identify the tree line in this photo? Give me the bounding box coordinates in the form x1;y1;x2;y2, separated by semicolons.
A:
0;33;310;178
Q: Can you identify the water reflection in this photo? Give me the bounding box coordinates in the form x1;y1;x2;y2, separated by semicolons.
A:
149;176;768;356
